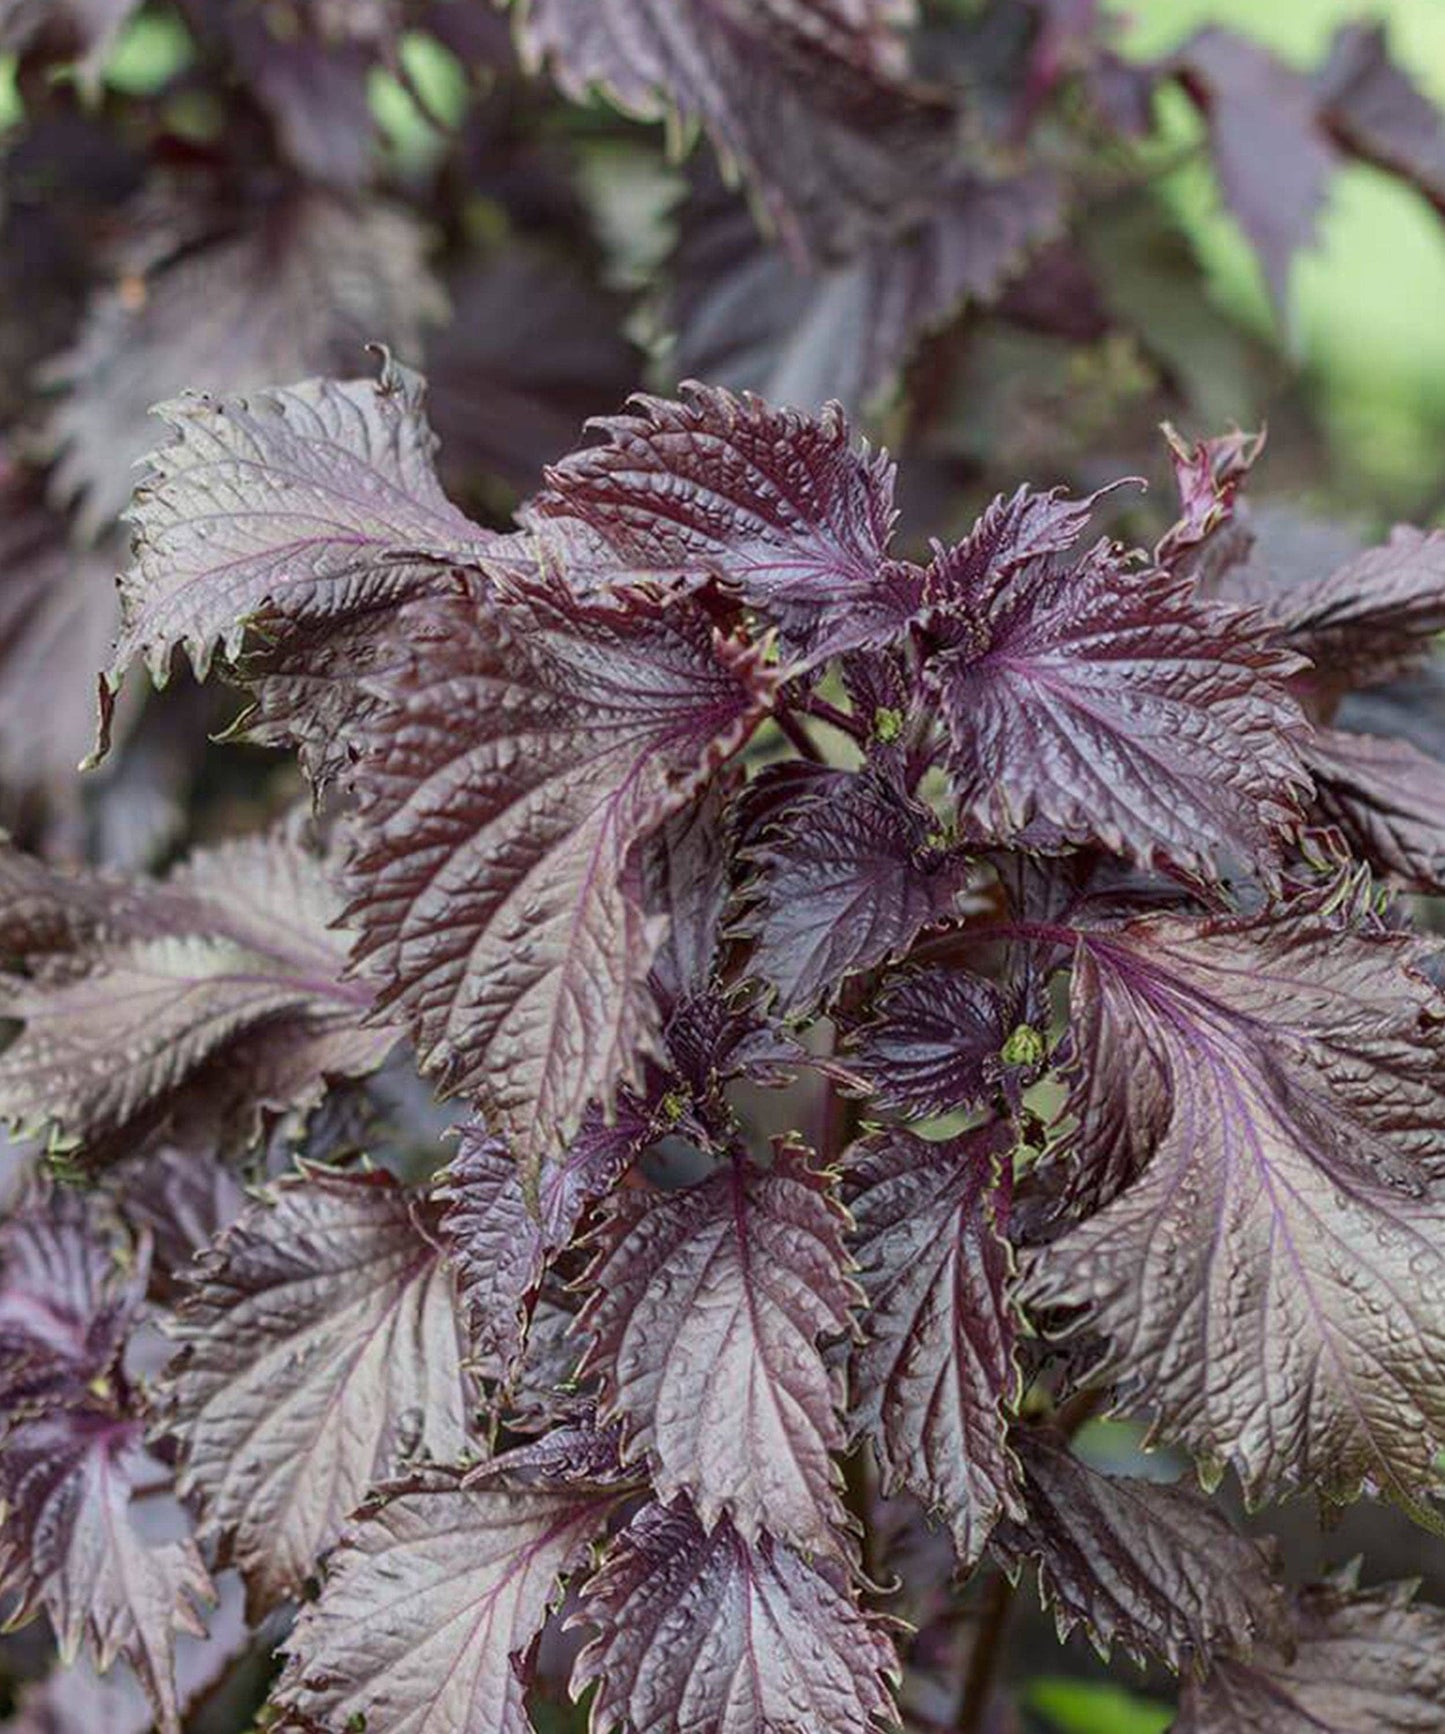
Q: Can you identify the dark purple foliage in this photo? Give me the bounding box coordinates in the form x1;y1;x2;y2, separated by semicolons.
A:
4;5;1445;1731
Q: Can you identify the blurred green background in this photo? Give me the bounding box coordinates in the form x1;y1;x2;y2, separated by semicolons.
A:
1108;0;1445;515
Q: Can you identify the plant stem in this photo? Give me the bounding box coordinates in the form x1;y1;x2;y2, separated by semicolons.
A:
796;692;865;740
956;1568;1015;1734
1054;1383;1110;1440
772;701;823;761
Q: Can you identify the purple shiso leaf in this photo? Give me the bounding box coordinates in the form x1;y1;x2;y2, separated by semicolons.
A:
344;572;774;1185
845;1120;1022;1565
1170;28;1336;315
154;1165;473;1617
522;382;917;657
271;1434;633;1734
513;0;953;265
579;1137;859;1562
990;1431;1288;1672
919;522;1311;874
0;819;394;1166
572;1497;901;1734
1302;725;1445;893
1173;1570;1445;1733
735;767;973;1015
1022;900;1445;1507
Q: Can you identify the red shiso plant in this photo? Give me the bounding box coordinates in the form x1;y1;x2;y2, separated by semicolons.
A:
3;5;1445;1734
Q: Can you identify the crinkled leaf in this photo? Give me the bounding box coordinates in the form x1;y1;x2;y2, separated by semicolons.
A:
1021;903;1445;1505
922;481;1140;612
1337;660;1445;763
1304;726;1445;892
155;1165;471;1615
199;0;399;187
228;605;409;791
345;576;773;1177
0;1412;214;1734
0;1187;138;1411
573;1498;900;1734
105;356;488;728
1175;1572;1445;1733
920;533;1309;872
0;836;199;958
515;0;952;265
990;1433;1286;1671
1317;24;1445;217
271;1438;630;1734
111;1146;247;1298
639;780;734;1002
0;821;394;1164
846;966;1043;1120
737;768;971;1015
526;383;909;656
1155;424;1265;571
437;1114;639;1372
1172;28;1336;313
580;1138;857;1559
845;1122;1020;1564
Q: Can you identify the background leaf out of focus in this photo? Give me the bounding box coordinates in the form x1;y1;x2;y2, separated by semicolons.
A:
1109;0;1445;515
0;1;1442;1732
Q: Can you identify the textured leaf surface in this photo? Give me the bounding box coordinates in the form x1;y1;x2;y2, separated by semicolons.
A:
0;1413;214;1734
1174;1574;1445;1733
272;1440;629;1734
7;1570;248;1734
920;530;1308;871
156;1166;471;1614
0;823;392;1162
845;1122;1020;1564
846;966;1041;1120
1173;29;1336;312
112;1146;247;1297
108;358;486;702
515;0;950;264
737;769;971;1014
1304;726;1445;891
1022;904;1445;1504
580;1140;857;1558
46;192;443;540
346;577;773;1174
573;1499;900;1734
437;1114;640;1371
0;1188;138;1410
990;1433;1286;1671
527;384;907;655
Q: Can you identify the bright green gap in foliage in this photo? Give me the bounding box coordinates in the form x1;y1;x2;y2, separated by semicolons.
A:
1107;0;1445;514
1027;1676;1174;1734
399;30;471;130
370;33;470;174
0;57;18;130
104;8;193;95
1106;0;1445;76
